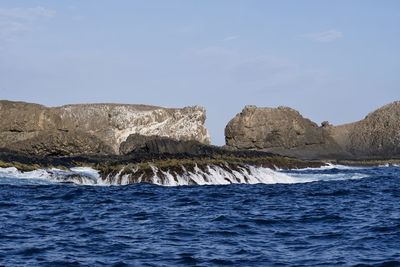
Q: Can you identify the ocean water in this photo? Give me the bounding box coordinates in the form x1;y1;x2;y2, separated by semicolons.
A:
0;165;399;266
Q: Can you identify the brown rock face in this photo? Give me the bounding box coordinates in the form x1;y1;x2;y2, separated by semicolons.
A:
225;105;347;159
7;130;114;156
0;100;211;156
225;102;400;160
332;101;400;159
0;101;58;131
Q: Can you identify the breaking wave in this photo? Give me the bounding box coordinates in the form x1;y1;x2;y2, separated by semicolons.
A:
0;163;379;186
0;167;102;185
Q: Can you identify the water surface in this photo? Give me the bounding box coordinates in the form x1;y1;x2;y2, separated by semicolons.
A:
0;165;399;266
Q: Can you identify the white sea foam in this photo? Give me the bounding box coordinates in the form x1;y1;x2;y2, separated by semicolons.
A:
378;163;400;167
283;171;369;183
0;167;101;185
283;163;365;171
0;163;372;186
149;165;298;186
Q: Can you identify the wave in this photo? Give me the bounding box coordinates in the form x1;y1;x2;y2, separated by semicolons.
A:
0;163;374;186
379;163;400;167
282;163;365;171
283;171;369;183
0;167;101;185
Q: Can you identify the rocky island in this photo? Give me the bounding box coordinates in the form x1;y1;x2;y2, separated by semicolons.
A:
0;100;210;155
0;100;321;185
0;100;399;185
225;101;400;163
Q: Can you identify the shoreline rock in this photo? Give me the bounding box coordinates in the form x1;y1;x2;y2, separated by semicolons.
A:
225;105;350;159
1;98;399;182
225;101;400;160
0;100;210;156
0;146;324;185
332;101;400;159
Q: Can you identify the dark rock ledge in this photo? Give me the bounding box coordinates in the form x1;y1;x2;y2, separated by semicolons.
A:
0;142;323;182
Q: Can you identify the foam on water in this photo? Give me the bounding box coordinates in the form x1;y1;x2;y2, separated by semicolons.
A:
379;163;400;167
0;163;379;186
280;163;364;171
97;164;300;186
0;167;100;185
153;165;297;186
283;170;369;183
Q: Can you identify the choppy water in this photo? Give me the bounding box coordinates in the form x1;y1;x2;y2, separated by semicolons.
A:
0;165;399;266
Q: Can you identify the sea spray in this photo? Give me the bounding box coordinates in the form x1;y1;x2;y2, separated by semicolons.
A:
0;163;375;186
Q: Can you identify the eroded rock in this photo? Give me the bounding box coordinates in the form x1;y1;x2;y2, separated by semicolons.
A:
225;102;400;160
0;100;211;156
7;130;114;156
332;101;400;159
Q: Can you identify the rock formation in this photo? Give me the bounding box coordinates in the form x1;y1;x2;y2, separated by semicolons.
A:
7;130;114;156
119;134;208;155
225;102;400;160
225;105;348;159
0;100;211;156
2;99;399;160
331;101;400;159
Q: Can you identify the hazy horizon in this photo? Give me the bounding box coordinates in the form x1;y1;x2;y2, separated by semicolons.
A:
1;0;399;144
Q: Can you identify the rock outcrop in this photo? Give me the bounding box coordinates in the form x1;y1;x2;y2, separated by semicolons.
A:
0;100;211;156
332;101;400;159
7;130;114;156
225;102;400;160
225;105;348;159
119;134;211;155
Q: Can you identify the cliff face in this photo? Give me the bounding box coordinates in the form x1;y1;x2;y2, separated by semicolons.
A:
0;100;211;155
225;102;400;160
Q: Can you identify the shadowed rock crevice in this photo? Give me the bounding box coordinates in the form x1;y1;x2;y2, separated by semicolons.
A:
120;134;217;155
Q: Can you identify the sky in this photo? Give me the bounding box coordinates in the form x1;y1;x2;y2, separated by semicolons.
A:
0;0;399;145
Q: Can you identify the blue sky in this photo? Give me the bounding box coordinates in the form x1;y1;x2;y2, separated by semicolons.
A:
0;1;399;144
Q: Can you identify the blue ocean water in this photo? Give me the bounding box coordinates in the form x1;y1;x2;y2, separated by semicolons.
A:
0;165;399;266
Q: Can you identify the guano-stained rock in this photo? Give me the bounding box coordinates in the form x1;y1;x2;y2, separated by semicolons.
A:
0;100;211;156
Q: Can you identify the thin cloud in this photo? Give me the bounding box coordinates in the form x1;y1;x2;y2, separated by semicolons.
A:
222;35;240;42
300;29;343;43
183;45;331;92
0;6;55;20
185;46;238;59
0;6;55;45
0;21;29;39
231;57;297;83
175;24;203;35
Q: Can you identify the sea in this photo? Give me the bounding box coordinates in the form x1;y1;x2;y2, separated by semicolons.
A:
0;164;399;266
